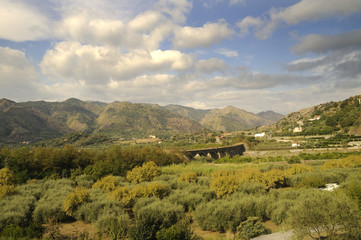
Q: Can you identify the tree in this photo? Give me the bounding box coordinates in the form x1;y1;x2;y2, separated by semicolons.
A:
63;187;90;217
287;190;361;239
126;161;159;183
237;217;270;240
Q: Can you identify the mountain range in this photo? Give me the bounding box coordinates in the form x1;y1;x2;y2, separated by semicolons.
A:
0;98;283;144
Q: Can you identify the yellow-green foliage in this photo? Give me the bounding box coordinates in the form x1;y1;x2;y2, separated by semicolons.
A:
210;175;239;198
321;156;361;170
210;167;289;197
108;182;169;207
109;186;133;207
0;168;16;199
126;161;159;183
285;164;314;175
63;187;90;216
92;175;121;192
178;172;198;183
260;169;286;190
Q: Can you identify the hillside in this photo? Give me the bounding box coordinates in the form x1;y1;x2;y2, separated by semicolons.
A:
0;99;66;143
165;105;279;132
274;95;361;135
0;98;206;144
96;102;204;137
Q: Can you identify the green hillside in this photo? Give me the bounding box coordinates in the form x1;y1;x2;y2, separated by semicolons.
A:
96;102;204;138
164;105;281;132
1;98;206;145
275;95;361;135
0;99;65;143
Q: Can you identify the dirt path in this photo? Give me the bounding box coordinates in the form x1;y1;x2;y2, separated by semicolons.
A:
252;231;293;240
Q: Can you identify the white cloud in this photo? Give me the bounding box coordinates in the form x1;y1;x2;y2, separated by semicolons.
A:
292;29;361;54
196;58;228;74
40;41;194;84
173;20;234;49
0;0;52;41
216;48;239;57
243;0;361;39
0;47;42;100
237;16;263;37
156;0;192;23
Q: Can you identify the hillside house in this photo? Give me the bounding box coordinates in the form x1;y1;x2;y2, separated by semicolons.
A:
293;127;303;133
309;115;321;121
255;132;265;137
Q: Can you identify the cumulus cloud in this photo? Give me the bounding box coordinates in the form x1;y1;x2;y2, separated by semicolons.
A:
242;0;361;39
0;0;52;41
292;29;361;54
0;47;42;99
173;20;234;49
196;58;228;74
41;41;194;84
237;16;263;37
216;48;239;57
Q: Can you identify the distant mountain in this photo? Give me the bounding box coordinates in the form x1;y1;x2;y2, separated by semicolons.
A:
0;98;206;144
274;95;361;135
257;111;284;123
163;105;209;123
96;101;204;137
0;99;65;143
164;105;280;132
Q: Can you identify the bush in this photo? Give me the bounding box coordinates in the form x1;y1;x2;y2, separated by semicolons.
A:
178;172;198;183
63;187;90;217
126;161;159;184
96;213;131;240
33;179;74;223
0;194;36;230
156;216;199;240
0;168;16;199
210;176;239;198
129;200;184;240
321;155;361;169
237;217;270;240
287;190;361;239
296;175;326;188
92;175;122;192
167;190;204;212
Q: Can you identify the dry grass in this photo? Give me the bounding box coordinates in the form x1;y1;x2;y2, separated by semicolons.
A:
59;221;108;239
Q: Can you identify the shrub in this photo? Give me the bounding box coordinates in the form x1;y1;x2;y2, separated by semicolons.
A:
237;217;270;240
63;187;90;217
287;190;361;239
167;190;204;212
126;161;159;183
287;156;301;164
156;216;199;240
194;196;267;233
321;155;361;169
109;186;134;207
178;172;198;183
33;179;74;223
285;164;313;175
74;174;94;188
92;175;122;192
0;168;16;199
96;213;131;240
210;176;239;198
296;175;326;188
130;200;184;240
0;194;36;230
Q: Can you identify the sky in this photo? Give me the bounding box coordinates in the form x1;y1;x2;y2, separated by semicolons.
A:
1;0;361;114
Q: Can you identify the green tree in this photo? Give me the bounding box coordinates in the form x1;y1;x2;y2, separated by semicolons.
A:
287;190;361;239
237;217;270;240
126;161;159;183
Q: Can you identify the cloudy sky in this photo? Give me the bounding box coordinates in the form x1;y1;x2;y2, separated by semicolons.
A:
1;0;361;114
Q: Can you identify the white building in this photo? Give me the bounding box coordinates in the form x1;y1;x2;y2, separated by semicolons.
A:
255;132;266;137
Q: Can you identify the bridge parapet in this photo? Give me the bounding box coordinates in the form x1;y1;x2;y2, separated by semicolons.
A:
184;144;245;160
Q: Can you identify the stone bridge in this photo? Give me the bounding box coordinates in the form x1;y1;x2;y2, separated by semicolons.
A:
184;144;246;160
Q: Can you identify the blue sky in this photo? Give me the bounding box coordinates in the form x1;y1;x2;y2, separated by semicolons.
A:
1;0;361;114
